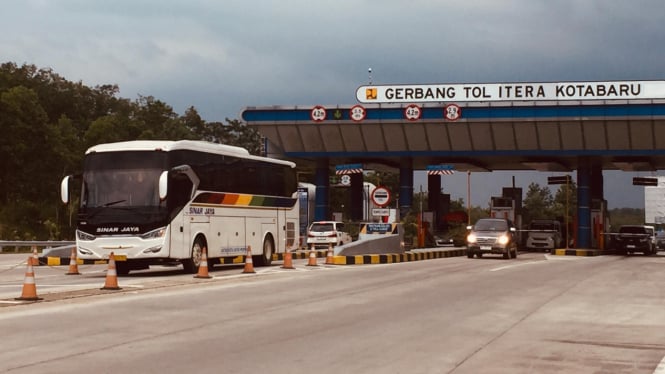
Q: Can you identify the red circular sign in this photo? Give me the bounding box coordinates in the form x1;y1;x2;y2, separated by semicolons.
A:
404;104;422;121
444;104;461;121
311;106;326;122
371;186;391;207
349;105;367;122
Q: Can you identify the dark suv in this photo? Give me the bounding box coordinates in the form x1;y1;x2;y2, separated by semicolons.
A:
614;225;656;255
466;218;518;259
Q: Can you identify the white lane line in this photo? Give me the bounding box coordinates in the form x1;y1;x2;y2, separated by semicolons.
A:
491;252;600;271
490;260;546;272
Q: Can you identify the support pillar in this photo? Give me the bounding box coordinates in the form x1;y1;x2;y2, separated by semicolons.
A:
350;173;364;221
399;161;414;219
428;174;441;230
314;160;329;222
590;164;604;200
576;162;592;248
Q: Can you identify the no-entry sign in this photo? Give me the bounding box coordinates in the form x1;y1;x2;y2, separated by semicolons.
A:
371;186;391;207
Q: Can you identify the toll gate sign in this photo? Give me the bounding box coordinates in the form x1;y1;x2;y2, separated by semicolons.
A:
371;186;391;207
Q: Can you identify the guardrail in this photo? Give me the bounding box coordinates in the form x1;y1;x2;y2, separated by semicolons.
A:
0;241;75;253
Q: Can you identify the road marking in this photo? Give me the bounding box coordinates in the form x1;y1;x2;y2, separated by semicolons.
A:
490;253;598;271
490;260;546;272
545;254;588;261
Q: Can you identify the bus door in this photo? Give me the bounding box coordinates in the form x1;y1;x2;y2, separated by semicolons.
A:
169;172;196;259
188;209;210;256
277;209;286;252
170;210;187;258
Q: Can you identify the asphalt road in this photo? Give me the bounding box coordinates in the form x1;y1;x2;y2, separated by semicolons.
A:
1;251;665;373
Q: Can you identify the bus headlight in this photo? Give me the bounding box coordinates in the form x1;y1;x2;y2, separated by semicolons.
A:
77;230;96;241
143;245;163;253
141;227;166;240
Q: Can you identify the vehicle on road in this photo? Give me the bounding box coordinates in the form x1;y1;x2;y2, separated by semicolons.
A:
433;225;467;247
60;140;300;275
306;221;352;249
613;225;657;256
466;218;518;259
656;231;665;250
525;219;562;251
434;232;455;247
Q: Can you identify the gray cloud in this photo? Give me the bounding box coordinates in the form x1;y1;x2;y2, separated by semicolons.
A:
2;0;662;207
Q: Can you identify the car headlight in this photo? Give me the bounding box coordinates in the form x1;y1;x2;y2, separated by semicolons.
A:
141;227;166;240
467;233;477;243
498;234;510;245
76;230;96;241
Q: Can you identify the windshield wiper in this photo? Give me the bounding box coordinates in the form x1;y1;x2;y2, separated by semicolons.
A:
104;200;126;207
84;201;130;219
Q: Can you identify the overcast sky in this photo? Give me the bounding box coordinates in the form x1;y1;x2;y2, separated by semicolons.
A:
4;0;665;209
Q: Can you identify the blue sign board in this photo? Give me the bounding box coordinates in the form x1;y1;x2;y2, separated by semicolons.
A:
336;163;363;171
366;223;393;234
426;164;454;171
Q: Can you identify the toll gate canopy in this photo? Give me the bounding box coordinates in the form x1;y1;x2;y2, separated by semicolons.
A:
241;80;665;248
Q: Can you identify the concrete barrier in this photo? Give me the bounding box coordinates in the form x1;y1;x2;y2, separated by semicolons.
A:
336;222;405;256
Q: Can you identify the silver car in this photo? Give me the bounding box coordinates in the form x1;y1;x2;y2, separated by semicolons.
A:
466;218;518;259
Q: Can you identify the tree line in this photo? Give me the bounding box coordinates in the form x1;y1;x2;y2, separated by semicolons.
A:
0;62;261;240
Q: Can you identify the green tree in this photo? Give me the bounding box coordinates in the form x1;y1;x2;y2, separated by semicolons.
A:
552;181;577;223
0;85;63;239
522;182;554;224
0;63;211;239
607;208;645;231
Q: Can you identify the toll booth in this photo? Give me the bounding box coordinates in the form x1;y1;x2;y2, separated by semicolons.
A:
591;198;609;249
490;196;515;222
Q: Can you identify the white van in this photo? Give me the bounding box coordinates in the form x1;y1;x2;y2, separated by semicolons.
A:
306;221;352;249
525;220;562;251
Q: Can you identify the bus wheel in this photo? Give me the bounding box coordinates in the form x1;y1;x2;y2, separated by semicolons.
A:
254;236;274;267
183;237;204;274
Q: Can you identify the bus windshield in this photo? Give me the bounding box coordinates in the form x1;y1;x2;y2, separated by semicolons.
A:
79;151;170;225
82;168;163;208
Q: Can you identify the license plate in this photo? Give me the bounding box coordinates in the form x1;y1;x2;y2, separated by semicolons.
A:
626;245;635;249
113;254;127;261
480;246;491;250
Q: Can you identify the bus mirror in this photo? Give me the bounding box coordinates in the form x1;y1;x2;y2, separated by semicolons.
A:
158;171;169;200
172;164;200;191
60;176;71;204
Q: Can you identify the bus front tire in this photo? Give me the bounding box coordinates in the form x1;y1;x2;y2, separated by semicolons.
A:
183;237;204;274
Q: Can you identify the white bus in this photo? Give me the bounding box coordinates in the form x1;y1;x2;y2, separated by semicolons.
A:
60;140;300;274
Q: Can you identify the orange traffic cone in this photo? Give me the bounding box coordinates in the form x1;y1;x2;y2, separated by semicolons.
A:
101;252;122;290
66;247;80;275
31;246;39;266
243;246;256;274
281;250;295;269
194;247;212;279
307;244;318;267
325;243;335;265
15;257;42;301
